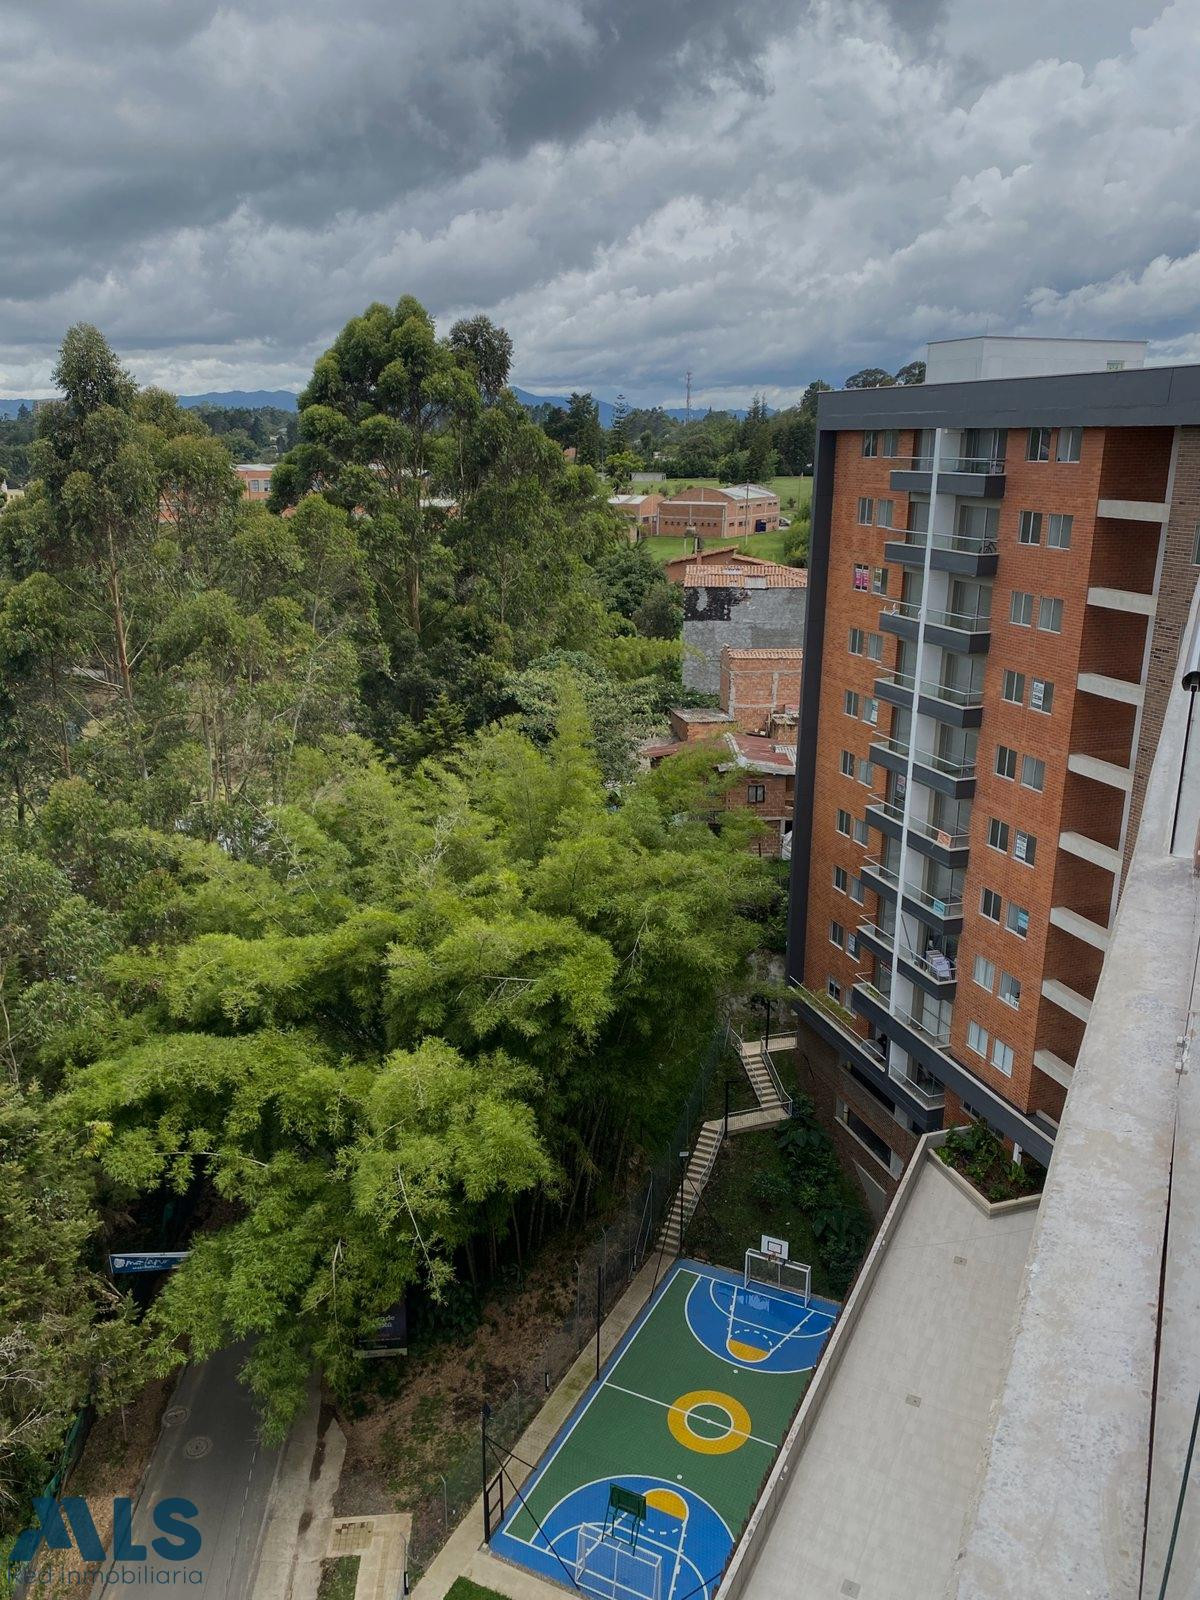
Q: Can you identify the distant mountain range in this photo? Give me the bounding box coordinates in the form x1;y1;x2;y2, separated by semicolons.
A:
1;387;760;423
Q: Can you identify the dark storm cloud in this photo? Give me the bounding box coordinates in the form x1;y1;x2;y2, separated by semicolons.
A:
1;0;1196;402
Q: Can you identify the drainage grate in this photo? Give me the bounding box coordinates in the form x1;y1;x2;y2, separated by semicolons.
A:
953;1254;968;1266
163;1406;189;1428
183;1435;212;1459
841;1582;861;1597
905;1393;922;1408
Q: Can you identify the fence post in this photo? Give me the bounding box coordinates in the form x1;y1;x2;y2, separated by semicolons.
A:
595;1260;603;1379
481;1404;492;1541
724;1077;730;1137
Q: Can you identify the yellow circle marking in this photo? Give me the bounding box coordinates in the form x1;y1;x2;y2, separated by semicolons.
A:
727;1337;769;1363
667;1389;752;1455
644;1488;689;1521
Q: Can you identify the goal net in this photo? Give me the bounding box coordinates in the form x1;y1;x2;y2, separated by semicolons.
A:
744;1248;811;1305
575;1524;663;1600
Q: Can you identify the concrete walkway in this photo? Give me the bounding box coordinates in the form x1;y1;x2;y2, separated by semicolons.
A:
253;1375;345;1600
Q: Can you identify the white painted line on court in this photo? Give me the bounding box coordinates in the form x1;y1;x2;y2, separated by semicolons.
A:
601;1380;778;1449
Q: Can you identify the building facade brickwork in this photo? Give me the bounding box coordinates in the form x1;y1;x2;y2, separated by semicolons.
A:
786;365;1200;1199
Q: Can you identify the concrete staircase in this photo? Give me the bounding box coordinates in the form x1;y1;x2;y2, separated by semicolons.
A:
654;1029;797;1257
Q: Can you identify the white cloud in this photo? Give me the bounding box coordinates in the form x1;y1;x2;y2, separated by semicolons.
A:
1;0;1197;406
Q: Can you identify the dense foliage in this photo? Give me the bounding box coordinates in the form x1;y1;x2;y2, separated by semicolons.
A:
0;305;777;1502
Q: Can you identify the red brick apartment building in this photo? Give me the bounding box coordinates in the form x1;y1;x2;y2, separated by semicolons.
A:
235;463;273;500
657;483;780;539
787;360;1200;1202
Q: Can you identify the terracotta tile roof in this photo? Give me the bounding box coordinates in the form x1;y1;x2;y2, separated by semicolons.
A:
723;732;798;774
721;647;804;661
683;562;808;589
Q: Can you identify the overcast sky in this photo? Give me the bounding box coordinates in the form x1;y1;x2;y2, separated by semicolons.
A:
3;0;1196;408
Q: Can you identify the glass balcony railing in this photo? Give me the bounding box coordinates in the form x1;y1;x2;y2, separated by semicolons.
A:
869;733;978;781
866;795;972;850
859;978;954;1052
874;668;984;709
904;453;1006;475
857;918;958;988
891;529;999;555
881;599;993;635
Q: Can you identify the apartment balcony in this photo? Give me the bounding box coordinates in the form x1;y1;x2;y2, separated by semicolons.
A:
1041;976;1093;1024
1067;751;1134;793
873;667;985;729
1076;670;1144;708
1086;585;1157;618
860;857;965;934
790;983;944;1130
879;598;992;654
1049;905;1111;953
869;731;978;799
856;918;958;1000
882;529;999;579
889;453;1007;500
1058;830;1123;876
865;795;971;870
848;981;1055;1166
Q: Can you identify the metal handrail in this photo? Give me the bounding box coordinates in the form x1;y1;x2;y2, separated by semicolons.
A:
905;454;1006;475
891;530;1000;555
882;599;993;633
866;796;971;849
874;669;984;709
869;733;978;780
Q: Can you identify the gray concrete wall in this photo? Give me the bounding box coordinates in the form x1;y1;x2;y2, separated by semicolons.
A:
682;585;807;693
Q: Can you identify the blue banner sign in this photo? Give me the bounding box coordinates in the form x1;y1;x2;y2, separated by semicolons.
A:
108;1251;190;1274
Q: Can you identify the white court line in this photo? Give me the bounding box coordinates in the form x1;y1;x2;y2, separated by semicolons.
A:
602;1380;778;1449
680;1272;829;1373
707;1277;831;1344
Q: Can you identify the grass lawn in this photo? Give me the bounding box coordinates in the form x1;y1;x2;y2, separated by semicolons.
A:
317;1556;359;1600
641;528;792;566
445;1581;508;1600
642;474;811;509
685;1127;833;1299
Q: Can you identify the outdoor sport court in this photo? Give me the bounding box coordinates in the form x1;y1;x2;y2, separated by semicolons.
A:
489;1258;839;1600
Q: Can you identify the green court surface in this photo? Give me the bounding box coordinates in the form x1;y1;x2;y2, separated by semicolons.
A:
490;1260;838;1600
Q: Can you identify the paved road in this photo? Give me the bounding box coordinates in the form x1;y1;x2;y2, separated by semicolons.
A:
93;1341;283;1597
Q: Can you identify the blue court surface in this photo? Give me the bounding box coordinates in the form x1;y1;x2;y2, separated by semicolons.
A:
489;1259;839;1600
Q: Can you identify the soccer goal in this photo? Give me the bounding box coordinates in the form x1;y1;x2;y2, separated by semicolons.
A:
744;1247;811;1305
575;1523;663;1600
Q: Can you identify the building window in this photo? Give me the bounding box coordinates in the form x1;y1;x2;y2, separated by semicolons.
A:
866;632;883;662
834;866;848;892
862;432;879;458
847;932;861;959
1056;427;1082;462
1031;677;1054;714
991;1038;1015;1076
882;430;900;458
1038;595;1064;633
854;562;871;591
849;627;865;655
858;497;874;524
1010;590;1034;626
862;696;879;726
830;920;846;948
1192;524;1200;567
996;745;1017;780
849;875;866;905
828;977;843;1002
967;1020;989;1057
841;750;855;776
853;817;870;846
876;499;894;529
981;887;1002;922
988;817;1010;853
872;566;889;595
1047;513;1073;548
1027;427;1052;462
747;783;766;804
836;808;852;836
845;690;861;717
1018;510;1042;545
1013;829;1036;865
1006;902;1030;938
857;757;875;786
1002;669;1026;705
999;971;1022;1009
973;954;996;992
1021;754;1046;792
